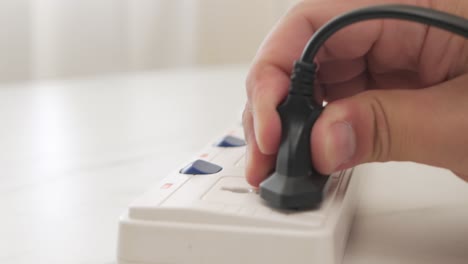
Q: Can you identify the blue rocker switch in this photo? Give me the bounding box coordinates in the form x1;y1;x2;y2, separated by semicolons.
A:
180;159;222;175
215;135;246;147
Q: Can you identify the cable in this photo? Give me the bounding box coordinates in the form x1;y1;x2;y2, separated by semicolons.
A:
290;4;468;97
301;4;468;62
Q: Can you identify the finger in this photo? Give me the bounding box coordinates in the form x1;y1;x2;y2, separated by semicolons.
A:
453;171;468;182
317;57;367;85
246;0;385;153
322;70;369;102
311;74;468;176
242;104;276;187
248;65;290;154
250;0;385;74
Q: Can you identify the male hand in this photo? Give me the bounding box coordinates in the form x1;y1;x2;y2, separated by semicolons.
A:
243;0;468;186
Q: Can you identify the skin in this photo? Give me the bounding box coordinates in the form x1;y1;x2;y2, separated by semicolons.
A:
243;0;468;187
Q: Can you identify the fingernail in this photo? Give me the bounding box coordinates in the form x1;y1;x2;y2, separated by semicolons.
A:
325;122;356;171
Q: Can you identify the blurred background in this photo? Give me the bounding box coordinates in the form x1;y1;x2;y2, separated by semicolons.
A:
0;0;300;83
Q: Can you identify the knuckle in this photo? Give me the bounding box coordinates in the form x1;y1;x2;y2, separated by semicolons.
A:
242;104;253;124
245;68;257;100
252;81;269;106
242;103;255;145
288;0;308;15
248;69;275;109
453;170;468;182
245;62;270;101
364;92;393;162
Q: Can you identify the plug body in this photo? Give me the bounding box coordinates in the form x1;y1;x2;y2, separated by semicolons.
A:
260;61;328;210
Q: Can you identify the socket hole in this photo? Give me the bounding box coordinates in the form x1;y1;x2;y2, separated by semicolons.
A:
221;187;257;194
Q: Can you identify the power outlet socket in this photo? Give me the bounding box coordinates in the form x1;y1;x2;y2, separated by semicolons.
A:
117;125;358;264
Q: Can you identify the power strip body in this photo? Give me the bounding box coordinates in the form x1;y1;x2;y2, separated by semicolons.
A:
117;126;358;264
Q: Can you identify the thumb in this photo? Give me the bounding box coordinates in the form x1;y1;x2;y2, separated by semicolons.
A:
311;74;468;176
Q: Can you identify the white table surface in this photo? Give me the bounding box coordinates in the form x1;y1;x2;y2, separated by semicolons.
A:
1;65;467;264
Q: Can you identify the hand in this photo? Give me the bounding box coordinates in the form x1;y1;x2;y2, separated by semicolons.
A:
243;0;468;186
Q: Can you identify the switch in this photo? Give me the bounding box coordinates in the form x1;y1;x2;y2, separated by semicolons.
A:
180;159;222;175
215;135;246;147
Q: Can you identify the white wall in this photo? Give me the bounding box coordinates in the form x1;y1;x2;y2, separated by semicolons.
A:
126;0;200;70
194;0;292;65
31;0;128;80
0;0;300;82
0;0;32;82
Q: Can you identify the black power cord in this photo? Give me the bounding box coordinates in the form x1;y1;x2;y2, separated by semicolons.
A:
260;4;468;210
302;4;468;63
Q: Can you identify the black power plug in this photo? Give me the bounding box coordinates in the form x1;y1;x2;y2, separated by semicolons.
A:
259;61;328;210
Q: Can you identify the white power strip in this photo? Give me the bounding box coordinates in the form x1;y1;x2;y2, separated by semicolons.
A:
117;124;358;264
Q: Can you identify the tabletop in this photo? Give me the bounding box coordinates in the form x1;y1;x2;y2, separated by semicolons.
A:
1;65;467;264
